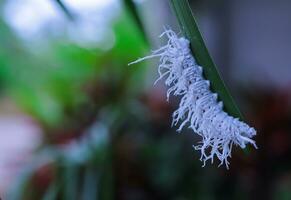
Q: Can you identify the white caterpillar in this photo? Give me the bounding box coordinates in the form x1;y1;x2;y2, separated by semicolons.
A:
129;29;257;168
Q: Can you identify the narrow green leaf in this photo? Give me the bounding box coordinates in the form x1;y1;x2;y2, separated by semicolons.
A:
42;182;59;200
123;0;148;43
53;0;75;20
169;0;243;119
63;164;79;200
81;166;99;200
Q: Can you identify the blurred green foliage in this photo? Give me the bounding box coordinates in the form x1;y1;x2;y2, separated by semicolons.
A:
0;3;147;126
3;1;150;199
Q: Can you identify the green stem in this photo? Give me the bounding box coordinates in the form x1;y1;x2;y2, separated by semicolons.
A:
53;0;75;20
169;0;243;119
123;0;148;43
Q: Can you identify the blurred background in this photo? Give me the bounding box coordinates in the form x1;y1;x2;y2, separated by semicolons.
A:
0;0;291;199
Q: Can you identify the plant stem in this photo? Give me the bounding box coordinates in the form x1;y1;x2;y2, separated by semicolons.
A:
53;0;75;20
169;0;243;119
123;0;148;43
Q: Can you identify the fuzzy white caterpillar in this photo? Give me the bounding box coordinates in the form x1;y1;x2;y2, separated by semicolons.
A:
129;29;257;168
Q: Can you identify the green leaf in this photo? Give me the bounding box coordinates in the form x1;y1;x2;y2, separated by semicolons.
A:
122;0;148;43
169;0;243;119
42;182;60;200
53;0;75;20
62;164;80;200
81;166;99;200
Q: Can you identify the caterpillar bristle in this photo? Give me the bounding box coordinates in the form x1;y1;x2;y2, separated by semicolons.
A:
130;28;257;168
